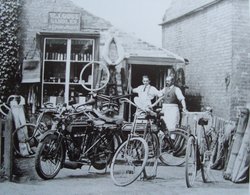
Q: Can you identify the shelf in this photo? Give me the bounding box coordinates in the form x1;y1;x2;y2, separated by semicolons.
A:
70;61;92;63
69;82;91;85
44;60;92;63
44;60;67;62
43;82;66;84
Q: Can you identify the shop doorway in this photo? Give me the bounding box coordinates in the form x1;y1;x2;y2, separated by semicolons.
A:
131;64;169;94
125;64;170;121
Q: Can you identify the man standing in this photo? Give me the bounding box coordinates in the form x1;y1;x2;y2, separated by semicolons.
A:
160;76;187;131
132;75;161;110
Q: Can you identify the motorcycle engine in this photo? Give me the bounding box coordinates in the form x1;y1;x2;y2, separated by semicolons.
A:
70;127;87;146
68;142;81;161
67;122;90;161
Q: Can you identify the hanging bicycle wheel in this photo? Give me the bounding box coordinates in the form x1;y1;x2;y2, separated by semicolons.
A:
185;136;197;188
35;134;65;180
110;137;148;186
79;61;110;91
143;132;159;179
159;129;188;166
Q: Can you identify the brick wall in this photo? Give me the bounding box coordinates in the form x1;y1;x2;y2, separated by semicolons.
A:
231;0;250;118
162;0;250;120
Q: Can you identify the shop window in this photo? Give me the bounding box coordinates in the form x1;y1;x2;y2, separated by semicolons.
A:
42;38;95;106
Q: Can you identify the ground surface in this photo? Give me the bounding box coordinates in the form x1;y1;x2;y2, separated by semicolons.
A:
0;163;249;195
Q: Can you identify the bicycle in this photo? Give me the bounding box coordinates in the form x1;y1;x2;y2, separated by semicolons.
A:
110;98;161;186
185;113;217;187
136;96;188;167
12;102;60;157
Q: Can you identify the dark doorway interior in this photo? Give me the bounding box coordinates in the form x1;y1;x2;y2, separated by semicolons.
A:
131;65;159;89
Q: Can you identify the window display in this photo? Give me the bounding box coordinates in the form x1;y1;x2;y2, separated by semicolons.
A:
42;38;95;106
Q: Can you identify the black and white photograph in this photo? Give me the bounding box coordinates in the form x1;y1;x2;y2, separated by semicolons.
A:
0;0;249;194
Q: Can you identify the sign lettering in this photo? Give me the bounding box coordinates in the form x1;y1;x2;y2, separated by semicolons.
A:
48;12;81;31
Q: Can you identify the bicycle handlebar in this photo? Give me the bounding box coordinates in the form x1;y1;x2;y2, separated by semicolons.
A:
90;92;134;101
119;97;158;117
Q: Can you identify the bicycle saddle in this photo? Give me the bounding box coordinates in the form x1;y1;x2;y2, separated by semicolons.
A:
198;117;208;126
93;109;123;125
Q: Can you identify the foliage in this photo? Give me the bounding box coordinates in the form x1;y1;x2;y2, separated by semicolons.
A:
0;0;21;104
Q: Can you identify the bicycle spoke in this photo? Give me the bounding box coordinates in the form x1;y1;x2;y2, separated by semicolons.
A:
35;135;64;180
143;132;159;179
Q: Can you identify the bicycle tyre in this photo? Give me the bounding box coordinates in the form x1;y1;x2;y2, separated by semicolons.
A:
79;61;110;92
35;134;65;180
12;123;37;156
185;136;197;188
110;137;148;186
143;132;159;179
201;151;212;183
159;129;188;166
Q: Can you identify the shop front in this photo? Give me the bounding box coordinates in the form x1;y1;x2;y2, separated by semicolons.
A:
19;0;186;118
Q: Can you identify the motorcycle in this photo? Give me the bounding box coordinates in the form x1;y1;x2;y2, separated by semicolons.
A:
34;97;124;180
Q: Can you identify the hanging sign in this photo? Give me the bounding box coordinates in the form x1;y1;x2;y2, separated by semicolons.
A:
103;36;125;66
48;12;81;31
22;59;40;83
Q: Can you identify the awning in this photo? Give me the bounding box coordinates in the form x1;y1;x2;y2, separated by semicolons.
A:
126;55;185;65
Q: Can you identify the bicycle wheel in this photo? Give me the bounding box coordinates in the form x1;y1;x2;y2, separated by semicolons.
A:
12;123;37;156
79;61;110;91
143;132;159;179
110;137;148;186
35;134;65;180
185;136;197;188
159;129;188;166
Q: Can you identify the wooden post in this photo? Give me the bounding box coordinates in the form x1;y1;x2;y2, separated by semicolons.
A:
224;108;249;180
3;112;13;181
231;107;250;182
0;119;2;166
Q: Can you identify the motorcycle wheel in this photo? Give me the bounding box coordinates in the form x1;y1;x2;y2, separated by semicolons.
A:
35;134;65;180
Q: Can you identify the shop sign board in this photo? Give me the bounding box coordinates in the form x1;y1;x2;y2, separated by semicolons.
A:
48;12;81;31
